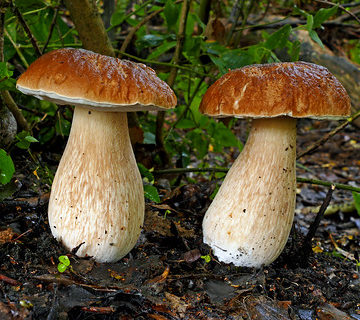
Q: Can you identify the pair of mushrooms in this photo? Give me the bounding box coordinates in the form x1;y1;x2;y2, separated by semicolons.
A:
16;48;350;267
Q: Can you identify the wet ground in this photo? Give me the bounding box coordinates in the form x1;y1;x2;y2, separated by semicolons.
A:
0;118;359;319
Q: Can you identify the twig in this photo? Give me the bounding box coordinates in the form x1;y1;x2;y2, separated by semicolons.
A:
12;5;42;57
226;0;243;45
116;50;210;77
296;177;360;193
4;28;29;67
314;0;360;24
167;76;205;134
198;0;211;24
296;109;360;159
119;8;161;56
234;0;256;47
153;167;360;193
156;0;190;167
118;0;183;57
41;6;59;54
342;2;360;8
293;184;335;266
107;0;154;32
304;185;335;246
154;167;228;175
0;7;5;62
0;91;30;131
5;6;48;24
0;7;30;132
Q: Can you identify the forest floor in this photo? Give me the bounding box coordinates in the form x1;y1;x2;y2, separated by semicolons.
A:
0;118;359;320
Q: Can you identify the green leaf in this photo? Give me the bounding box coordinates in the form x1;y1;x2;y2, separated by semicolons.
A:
292;5;310;18
0;62;13;78
0;62;15;90
0;78;16;90
25;136;38;143
186;129;209;158
164;0;179;31
264;24;292;50
306;14;314;31
308;29;324;48
201;255;211;263
175;118;196;129
287;40;301;61
143;131;156;144
147;41;176;60
14;0;45;10
137;34;166;49
110;10;125;27
0;149;15;185
15;131;38;150
313;5;338;29
138;163;154;183
220;49;255;71
57;263;67;273
55;117;71;137
110;0;128;28
144;184;160;203
38;127;55;144
212;122;241;149
353;192;360;216
58;255;70;266
183;36;202;63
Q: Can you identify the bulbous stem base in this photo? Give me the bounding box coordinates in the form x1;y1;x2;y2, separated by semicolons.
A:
48;106;144;262
203;117;297;268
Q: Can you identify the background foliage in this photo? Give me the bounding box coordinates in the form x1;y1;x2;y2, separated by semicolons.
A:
0;0;359;202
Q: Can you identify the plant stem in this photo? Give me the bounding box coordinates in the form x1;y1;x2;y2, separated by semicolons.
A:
13;5;41;57
153;167;360;193
41;7;59;54
297;109;360;159
156;0;190;167
118;0;183;57
0;91;30;131
4;29;29;67
314;0;360;24
117;51;210;77
295;184;335;266
107;0;155;33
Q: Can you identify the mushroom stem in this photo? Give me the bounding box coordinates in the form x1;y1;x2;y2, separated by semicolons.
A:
48;106;144;262
203;117;297;268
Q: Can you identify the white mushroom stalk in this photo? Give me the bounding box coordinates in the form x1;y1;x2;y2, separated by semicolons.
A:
48;107;143;262
203;117;296;268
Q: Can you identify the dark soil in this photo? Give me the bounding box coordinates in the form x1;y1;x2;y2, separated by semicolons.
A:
0;119;360;319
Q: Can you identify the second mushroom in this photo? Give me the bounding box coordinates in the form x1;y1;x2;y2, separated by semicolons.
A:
199;62;350;268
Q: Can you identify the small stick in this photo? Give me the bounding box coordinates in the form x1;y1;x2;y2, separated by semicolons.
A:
297;109;360;159
292;184;335;266
118;0;183;57
314;0;360;24
153;167;360;193
0;274;21;286
80;306;115;314
303;184;335;248
12;6;41;57
41;7;59;54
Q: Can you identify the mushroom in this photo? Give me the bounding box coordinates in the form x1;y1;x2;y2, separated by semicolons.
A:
199;62;350;268
16;48;176;262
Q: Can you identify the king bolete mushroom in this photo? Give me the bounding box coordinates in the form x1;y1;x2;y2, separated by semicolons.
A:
16;48;176;262
199;62;350;268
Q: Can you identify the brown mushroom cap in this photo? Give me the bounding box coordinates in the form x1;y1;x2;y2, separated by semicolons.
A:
200;62;350;119
16;48;177;111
